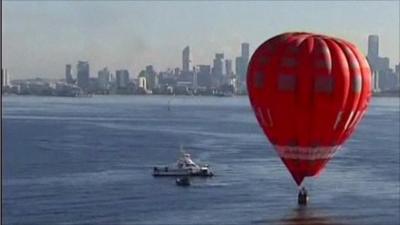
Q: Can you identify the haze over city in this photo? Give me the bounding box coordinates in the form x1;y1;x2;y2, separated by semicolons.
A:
2;1;399;79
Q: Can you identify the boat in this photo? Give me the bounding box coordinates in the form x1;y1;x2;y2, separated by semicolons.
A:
215;92;234;97
176;176;191;186
152;148;214;177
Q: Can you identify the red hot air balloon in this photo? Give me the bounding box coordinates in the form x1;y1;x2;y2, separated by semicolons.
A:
247;32;372;186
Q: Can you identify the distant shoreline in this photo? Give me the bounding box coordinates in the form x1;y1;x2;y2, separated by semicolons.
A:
372;92;400;98
2;93;400;98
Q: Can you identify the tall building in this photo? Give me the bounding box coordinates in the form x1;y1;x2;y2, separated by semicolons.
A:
115;70;130;88
77;61;90;90
241;42;250;62
213;53;224;75
1;68;10;87
367;35;379;60
174;67;181;77
367;35;380;71
65;64;73;84
236;56;246;82
192;66;198;89
98;67;111;90
198;65;211;74
366;34;395;91
138;76;147;91
211;54;224;87
236;42;250;83
182;46;192;72
372;71;380;92
225;59;233;76
396;63;400;88
197;65;212;87
146;65;158;90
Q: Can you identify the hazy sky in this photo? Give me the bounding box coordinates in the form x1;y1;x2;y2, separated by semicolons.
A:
2;1;399;79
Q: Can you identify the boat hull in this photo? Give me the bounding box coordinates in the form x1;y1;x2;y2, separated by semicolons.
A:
152;168;214;177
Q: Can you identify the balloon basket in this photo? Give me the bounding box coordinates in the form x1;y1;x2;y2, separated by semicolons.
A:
298;187;309;205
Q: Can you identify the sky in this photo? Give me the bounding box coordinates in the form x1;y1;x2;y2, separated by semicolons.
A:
2;1;399;79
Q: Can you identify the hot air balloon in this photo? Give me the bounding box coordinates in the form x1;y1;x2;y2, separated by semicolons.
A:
247;32;372;198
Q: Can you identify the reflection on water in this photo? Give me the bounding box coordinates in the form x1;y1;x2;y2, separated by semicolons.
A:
279;207;346;225
253;206;347;225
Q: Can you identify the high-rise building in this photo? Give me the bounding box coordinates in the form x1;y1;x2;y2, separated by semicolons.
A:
174;67;181;77
197;65;212;87
77;61;89;90
225;59;233;76
241;42;250;62
98;67;111;90
192;66;198;89
211;54;224;87
138;76;147;91
236;43;250;83
236;56;246;82
396;63;400;88
1;68;10;87
372;71;380;92
367;35;379;60
367;35;380;72
182;46;192;72
146;65;158;90
213;53;224;75
65;64;73;84
366;35;392;90
365;34;398;91
116;70;130;88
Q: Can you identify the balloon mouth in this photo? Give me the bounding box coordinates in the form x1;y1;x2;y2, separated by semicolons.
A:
281;157;332;186
275;145;340;186
294;175;305;186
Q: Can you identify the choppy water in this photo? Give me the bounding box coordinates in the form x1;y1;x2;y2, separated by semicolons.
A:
2;96;399;225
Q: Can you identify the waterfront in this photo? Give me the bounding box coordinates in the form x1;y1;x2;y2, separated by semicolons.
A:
2;96;400;225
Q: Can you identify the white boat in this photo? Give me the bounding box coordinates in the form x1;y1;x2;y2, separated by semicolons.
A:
152;148;214;177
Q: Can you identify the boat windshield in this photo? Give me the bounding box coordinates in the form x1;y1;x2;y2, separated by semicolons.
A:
176;153;199;168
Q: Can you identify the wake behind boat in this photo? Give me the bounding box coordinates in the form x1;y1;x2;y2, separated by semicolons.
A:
152;149;214;177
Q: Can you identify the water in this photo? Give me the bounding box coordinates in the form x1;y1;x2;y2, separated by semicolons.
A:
2;95;399;225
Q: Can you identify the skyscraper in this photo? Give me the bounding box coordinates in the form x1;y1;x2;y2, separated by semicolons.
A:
65;64;73;84
225;59;233;76
237;43;250;83
138;76;147;91
182;46;192;72
396;63;400;88
372;71;380;92
366;34;393;91
213;53;224;75
98;67;111;90
1;68;10;87
236;56;246;82
241;42;250;62
115;70;130;88
211;53;224;87
367;35;379;60
77;61;89;90
146;65;158;90
197;65;212;87
192;66;198;89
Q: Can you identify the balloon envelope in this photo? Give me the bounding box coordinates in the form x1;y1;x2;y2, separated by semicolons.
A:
247;32;372;185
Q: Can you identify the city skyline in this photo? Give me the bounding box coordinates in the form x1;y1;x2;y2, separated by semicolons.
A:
2;1;399;79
